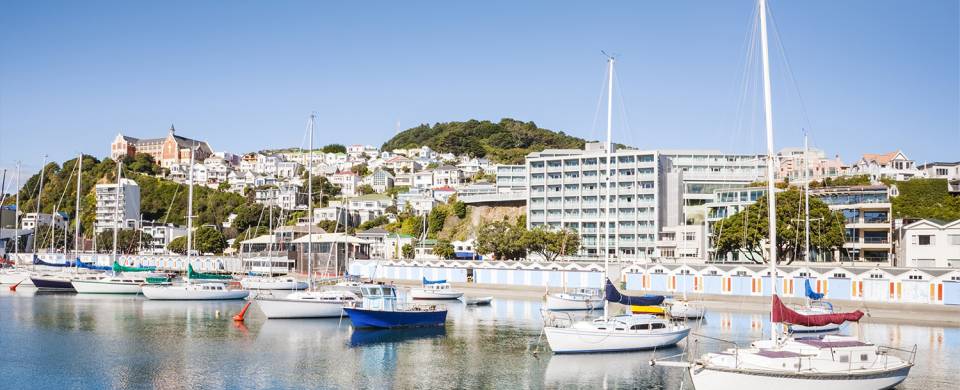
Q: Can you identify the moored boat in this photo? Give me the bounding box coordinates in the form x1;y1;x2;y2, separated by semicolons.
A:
72;275;169;294
666;299;705;319
410;278;463;300
544;288;604;311
257;290;358;318
0;268;32;285
240;275;308;290
142;282;249;300
343;284;447;328
31;273;80;291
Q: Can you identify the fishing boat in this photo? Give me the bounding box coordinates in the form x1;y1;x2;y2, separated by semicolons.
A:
343;284;447;328
461;296;493;306
410;277;464;300
652;2;914;388
141;282;249;300
240;275;308;290
544;280;690;354
72;275;169;294
258;289;358;318
544;287;604;311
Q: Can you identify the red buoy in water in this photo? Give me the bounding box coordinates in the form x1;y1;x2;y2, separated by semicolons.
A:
9;280;23;291
233;301;252;322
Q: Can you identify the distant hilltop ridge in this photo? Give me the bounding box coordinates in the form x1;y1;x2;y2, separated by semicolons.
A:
381;118;588;165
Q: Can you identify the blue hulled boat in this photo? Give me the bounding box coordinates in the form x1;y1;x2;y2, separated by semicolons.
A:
343;284;447;329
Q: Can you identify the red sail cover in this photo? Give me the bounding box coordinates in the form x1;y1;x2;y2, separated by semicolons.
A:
771;295;864;326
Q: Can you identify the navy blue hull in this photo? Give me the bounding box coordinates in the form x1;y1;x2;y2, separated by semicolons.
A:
343;307;447;328
31;277;76;291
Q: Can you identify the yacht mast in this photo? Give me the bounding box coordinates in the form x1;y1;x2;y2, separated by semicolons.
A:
804;132;811;262
74;155;82;259
14;161;20;258
307;114;315;288
34;155;48;253
112;158;121;265
603;55;614;318
759;0;778;342
187;145;195;257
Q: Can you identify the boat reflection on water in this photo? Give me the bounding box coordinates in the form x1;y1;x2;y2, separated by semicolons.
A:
349;326;447;347
544;350;684;389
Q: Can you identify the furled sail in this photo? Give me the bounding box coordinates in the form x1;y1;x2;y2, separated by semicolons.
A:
187;264;232;280
422;277;447;285
772;294;863;326
113;261;156;273
804;279;824;300
604;279;665;306
76;258;112;271
33;255;74;267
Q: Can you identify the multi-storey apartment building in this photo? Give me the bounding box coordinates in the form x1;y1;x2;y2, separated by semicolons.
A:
899;219;960;268
496;164;527;193
658;150;766;224
140;222;188;254
810;185;893;264
704;187;771;262
526;143;660;258
94;178;141;233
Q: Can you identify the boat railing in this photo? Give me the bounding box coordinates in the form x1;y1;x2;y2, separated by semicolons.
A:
878;344;918;365
540;309;574;328
688;332;741;365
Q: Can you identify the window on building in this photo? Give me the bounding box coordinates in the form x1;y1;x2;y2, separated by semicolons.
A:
908;275;923;280
950;235;960;246
917;235;934;246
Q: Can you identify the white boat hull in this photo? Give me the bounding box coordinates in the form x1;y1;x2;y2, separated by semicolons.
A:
545;294;603;311
689;365;911;390
240;279;308;290
789;322;842;333
72;280;143;294
544;326;690;353
668;301;705;319
257;298;346;318
410;289;463;300
0;271;32;285
142;286;249;300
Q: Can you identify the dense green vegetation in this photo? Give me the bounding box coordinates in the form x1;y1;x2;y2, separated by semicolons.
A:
809;175;871;188
381;118;586;164
712;188;845;264
890;179;960;221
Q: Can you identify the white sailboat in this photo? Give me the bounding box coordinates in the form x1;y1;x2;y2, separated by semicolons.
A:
256;114;359;318
655;2;914;388
543;56;690;354
544;287;604;311
410;280;464;300
1;162;32;286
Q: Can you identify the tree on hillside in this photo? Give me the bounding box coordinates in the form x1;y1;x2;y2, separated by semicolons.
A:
401;243;415;259
194;226;227;254
891;179;960;221
351;163;370;177
521;226;580;261
427;207;448;238
475;218;526;260
357;184;376;195
712;188;845;264
124;153;160;175
451;199;467;219
95;229;154;254
168;236;187;255
322;144;346;154
432;239;455;259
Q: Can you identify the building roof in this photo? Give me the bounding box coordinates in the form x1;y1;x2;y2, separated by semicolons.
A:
918;161;960;169
433;185;456;192
860;151;903;165
239;234;278;245
358;227;390;235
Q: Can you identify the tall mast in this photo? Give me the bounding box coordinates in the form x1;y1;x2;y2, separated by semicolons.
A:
35;155;47;254
187;145;195;257
74;155;83;259
804;131;810;262
603;55;614;319
307;114;315;287
14;161;20;258
759;0;778;342
112;158;121;265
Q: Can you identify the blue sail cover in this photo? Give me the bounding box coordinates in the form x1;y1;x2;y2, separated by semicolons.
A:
805;279;824;301
422;277;447;285
76;258;112;271
32;255;74;268
605;279;664;306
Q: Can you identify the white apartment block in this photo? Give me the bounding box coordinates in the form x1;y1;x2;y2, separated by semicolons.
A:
655;224;707;260
141;223;188;254
433;165;464;186
19;212;68;231
496;164;527;193
397;190;438;216
330;171;361;196
900;219;960;268
811;185;894;264
254;183;305;210
658;150;766;225
346;194;395;223
526;143;661;258
94;178;141;233
920;162;960;180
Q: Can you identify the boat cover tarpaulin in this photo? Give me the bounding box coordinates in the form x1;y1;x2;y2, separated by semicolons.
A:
188;264;232;280
113;261;156;273
772;295;863;326
76;258;111;271
32;255;74;267
804;279;824;300
604;279;664;306
422;277;447;285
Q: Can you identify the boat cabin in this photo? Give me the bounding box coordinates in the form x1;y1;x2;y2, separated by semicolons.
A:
360;284;398;311
572;287;601;297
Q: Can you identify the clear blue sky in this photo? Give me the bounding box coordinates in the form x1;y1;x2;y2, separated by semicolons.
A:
1;0;957;184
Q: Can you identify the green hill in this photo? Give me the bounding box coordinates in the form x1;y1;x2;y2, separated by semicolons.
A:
381;118;587;164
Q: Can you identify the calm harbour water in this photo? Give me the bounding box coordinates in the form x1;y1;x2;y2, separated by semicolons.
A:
1;289;956;389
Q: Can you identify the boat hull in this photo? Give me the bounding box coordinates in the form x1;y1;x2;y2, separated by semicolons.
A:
0;271;32;285
31;276;76;291
141;286;249;300
240;279;308;290
689;364;911;390
257;298;346;318
544;326;690;354
343;307;447;328
789;323;842;333
668;302;705;319
410;289;463;300
545;294;603;311
71;280;143;294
